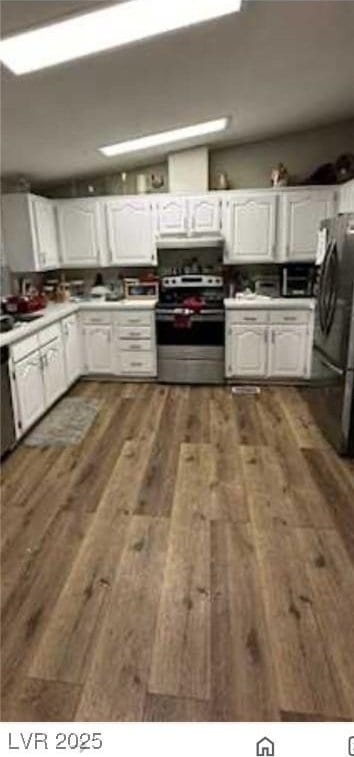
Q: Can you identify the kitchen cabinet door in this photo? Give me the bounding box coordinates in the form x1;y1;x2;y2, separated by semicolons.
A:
268;325;308;377
14;351;46;433
228;325;268;377
188;196;222;235
337;179;354;213
156;197;187;236
105;198;156;265
2;193;59;272
62;314;81;385
224;194;277;262
57;200;101;266
41;336;67;407
280;189;335;261
30;196;59;269
82;325;113;374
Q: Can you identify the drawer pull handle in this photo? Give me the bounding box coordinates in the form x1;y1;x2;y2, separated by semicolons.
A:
283;316;297;321
243;317;257;321
131;362;143;367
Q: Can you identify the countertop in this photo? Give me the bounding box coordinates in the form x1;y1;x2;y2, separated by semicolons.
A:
0;298;157;348
224;297;316;310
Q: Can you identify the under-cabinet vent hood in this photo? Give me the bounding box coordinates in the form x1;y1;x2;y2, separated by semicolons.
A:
156;236;224;249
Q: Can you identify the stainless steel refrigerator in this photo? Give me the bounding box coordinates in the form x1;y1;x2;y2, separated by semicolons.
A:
304;213;354;455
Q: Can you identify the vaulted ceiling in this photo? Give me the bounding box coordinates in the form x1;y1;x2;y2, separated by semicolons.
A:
1;0;354;182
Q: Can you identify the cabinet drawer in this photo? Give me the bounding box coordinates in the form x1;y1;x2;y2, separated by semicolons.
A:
269;310;310;325
38;322;62;346
119;339;152;352
11;335;39;363
81;311;112;325
120;352;155;375
227;309;269;325
119;325;151;340
117;311;153;327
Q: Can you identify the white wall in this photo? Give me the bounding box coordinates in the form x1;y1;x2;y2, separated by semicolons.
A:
209;119;354;189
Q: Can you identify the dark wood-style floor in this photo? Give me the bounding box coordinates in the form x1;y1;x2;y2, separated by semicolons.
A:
1;381;354;722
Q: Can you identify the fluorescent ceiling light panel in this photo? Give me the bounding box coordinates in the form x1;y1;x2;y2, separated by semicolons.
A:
99;117;229;157
0;0;242;75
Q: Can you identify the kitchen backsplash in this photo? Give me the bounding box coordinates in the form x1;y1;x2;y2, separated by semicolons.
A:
9;260;314;300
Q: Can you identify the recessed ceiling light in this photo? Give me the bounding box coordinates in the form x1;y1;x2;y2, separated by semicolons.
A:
99;117;229;157
0;0;242;75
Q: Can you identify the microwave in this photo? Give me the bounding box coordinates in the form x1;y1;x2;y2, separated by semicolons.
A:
124;278;159;299
281;264;315;297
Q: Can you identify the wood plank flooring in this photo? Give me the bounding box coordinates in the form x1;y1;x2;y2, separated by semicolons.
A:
1;382;354;722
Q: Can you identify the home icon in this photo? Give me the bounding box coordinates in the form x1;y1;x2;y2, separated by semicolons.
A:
256;737;275;757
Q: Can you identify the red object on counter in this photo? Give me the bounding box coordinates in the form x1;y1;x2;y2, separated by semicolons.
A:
3;293;46;314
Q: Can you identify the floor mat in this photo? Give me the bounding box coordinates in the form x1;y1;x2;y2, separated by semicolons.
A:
25;397;100;447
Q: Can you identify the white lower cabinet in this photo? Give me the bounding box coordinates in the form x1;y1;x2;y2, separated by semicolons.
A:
82;324;113;374
13;351;46;434
41;337;67;406
115;309;157;377
226;308;313;379
12;332;66;435
268;325;308;377
229;325;268;377
62;314;81;384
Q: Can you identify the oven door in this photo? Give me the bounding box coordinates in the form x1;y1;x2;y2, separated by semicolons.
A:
156;310;224;346
156;309;225;384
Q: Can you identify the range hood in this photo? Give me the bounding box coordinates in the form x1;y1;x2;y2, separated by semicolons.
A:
156;235;224;249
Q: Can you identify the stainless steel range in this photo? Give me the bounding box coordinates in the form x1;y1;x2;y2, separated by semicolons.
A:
156;274;224;384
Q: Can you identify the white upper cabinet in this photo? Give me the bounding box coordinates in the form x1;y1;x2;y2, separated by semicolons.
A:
279;188;335;261
337;179;354;213
228;324;268;377
155;197;187;236
57;200;102;266
30;196;59;269
105;198;156;266
188;196;222;235
2;193;59;272
224;193;277;263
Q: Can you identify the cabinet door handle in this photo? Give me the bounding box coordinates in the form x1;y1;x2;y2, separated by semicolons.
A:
271;331;275;344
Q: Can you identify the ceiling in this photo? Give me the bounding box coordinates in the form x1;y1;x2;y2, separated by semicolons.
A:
1;0;354;183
